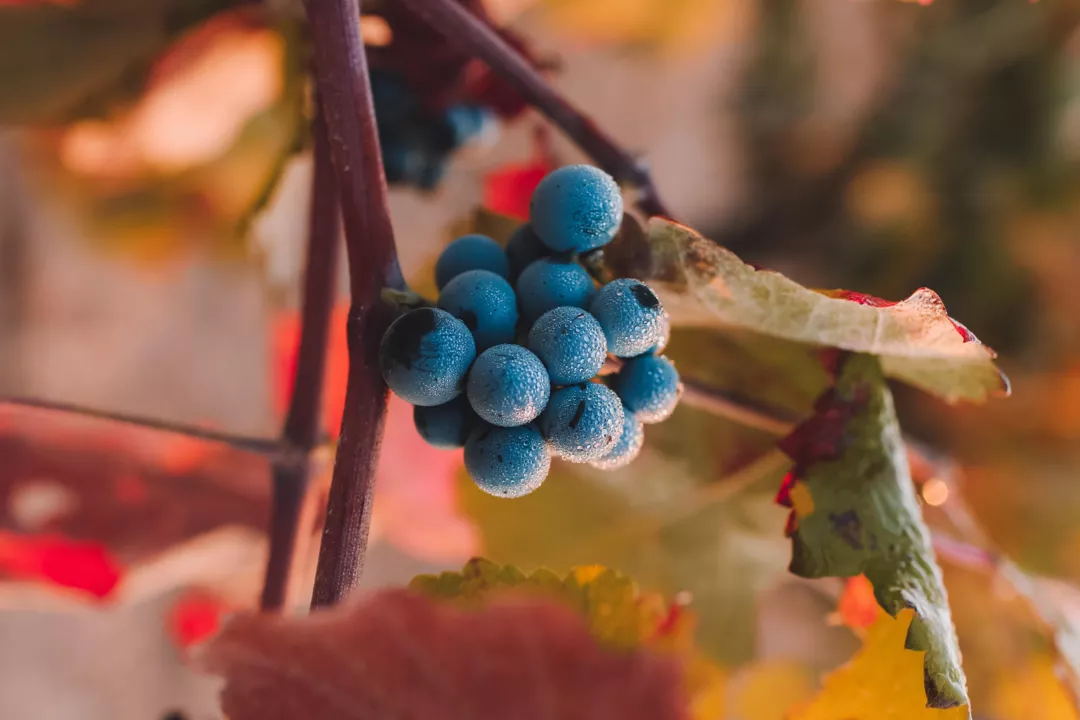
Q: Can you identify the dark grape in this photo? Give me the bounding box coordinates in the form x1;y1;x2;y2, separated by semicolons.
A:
530;165;623;253
379;308;476;406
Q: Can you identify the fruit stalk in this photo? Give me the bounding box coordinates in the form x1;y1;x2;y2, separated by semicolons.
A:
397;0;673;219
259;104;341;612
303;0;402;608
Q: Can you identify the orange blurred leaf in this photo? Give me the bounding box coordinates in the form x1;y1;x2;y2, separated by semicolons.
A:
837;575;882;630
202;588;689;720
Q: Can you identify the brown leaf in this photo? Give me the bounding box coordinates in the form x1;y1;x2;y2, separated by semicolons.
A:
202;588;689;720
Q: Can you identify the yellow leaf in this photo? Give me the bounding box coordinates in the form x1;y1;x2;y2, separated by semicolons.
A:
729;661;815;720
791;609;970;720
540;0;745;55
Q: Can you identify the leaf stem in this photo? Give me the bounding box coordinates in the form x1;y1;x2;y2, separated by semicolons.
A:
0;396;280;456
259;103;342;612
303;0;401;608
397;0;672;218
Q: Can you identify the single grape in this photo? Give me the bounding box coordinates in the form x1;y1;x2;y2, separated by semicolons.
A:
443;104;496;147
614;354;682;423
414;395;477;449
465;423;550;498
379;307;476;406
540;382;624;462
628;313;671;357
589;278;667;358
590;408;644;470
466;344;550;427
437;269;519;351
530;164;623;253
435;234;510;289
516;257;596;327
505;223;551;282
527;307;607;386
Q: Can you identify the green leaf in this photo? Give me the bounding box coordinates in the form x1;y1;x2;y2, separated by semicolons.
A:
458;436;792;665
611;218;1008;404
777;353;968;709
0;0;244;124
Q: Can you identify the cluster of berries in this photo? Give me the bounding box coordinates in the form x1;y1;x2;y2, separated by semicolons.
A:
379;165;682;498
371;69;496;190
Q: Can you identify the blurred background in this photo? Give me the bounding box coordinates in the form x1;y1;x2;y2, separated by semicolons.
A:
1;0;1079;717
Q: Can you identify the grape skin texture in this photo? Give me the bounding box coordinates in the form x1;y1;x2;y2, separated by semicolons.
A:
465;424;551;498
516;258;596;327
505;223;551;282
414;396;476;449
466;345;550;427
379;308;476;406
591;408;644;470
615;354;682;423
437;269;519;351
527;307;607;386
435;234;510;289
541;383;624;462
530;165;624;253
589;278;668;358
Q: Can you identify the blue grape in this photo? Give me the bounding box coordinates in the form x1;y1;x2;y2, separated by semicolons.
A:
589;278;667;358
515;257;596;326
505;223;552;282
540;382;624;462
465;423;550;498
443;104;496;147
466;344;550;427
437;269;519;351
530;165;623;253
435;234;510;289
414;395;477;449
527;306;607;386
614;354;681;423
591;408;644;470
379;307;476;406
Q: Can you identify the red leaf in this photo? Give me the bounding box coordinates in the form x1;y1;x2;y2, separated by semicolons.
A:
203;589;688;720
483;158;552;221
0;531;122;598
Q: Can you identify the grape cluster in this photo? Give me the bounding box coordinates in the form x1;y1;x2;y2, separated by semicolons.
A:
371;69;496;190
379;165;683;498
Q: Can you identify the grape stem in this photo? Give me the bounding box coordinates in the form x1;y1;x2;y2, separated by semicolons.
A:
259;102;342;612
397;0;673;219
303;0;402;608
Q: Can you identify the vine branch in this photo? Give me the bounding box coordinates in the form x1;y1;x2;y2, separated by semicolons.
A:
397;0;672;219
259;103;341;612
303;0;401;608
0;395;280;456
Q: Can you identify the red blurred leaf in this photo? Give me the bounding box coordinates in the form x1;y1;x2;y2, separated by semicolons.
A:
373;395;477;561
272;302;350;435
0;531;122;598
202;588;688;720
483;157;552;220
169;590;226;648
